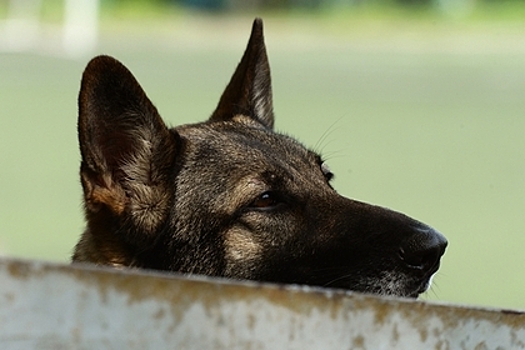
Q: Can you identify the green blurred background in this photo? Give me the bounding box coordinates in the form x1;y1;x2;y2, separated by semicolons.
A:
1;0;525;310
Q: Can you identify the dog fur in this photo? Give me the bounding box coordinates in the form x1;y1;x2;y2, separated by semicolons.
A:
73;18;447;298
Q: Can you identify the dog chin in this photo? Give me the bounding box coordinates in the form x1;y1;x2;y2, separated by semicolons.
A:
405;275;435;299
414;275;435;297
357;272;435;299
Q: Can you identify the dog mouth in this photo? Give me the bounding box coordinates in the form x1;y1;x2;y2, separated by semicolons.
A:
407;282;431;299
372;281;431;299
397;274;436;299
335;272;435;299
316;266;437;299
408;263;441;298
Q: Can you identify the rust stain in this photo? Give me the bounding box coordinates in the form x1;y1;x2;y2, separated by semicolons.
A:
6;260;34;279
392;323;400;343
434;339;450;350
2;259;525;349
367;299;391;326
153;308;166;320
474;342;488;350
352;334;365;348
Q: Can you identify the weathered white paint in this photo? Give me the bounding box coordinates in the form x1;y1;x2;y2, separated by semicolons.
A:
1;258;524;349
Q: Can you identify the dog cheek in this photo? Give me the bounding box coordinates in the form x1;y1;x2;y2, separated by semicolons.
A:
223;228;262;269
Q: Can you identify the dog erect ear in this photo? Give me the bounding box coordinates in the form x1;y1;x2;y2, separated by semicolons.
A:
210;18;274;129
78;55;176;238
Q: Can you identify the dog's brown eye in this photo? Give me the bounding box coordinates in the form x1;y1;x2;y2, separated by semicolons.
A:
250;192;280;209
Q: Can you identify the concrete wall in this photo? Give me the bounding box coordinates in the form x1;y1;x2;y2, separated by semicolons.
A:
1;258;524;349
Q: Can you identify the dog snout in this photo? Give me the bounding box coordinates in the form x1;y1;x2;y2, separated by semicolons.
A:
398;226;447;276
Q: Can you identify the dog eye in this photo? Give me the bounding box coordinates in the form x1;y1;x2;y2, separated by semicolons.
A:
249;191;281;210
321;162;334;181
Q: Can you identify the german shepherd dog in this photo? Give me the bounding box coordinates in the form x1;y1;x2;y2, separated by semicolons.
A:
73;19;447;298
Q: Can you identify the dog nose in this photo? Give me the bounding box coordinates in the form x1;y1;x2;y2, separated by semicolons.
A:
399;226;447;276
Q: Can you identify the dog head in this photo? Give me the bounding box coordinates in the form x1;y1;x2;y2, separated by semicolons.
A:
74;19;447;298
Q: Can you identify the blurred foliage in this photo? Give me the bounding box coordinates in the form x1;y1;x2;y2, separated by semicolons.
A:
91;0;525;20
101;0;525;10
4;0;525;21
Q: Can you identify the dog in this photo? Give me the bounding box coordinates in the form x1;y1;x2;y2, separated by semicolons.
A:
73;18;447;298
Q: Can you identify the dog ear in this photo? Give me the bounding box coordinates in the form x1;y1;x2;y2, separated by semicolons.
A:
210;18;274;129
78;55;176;240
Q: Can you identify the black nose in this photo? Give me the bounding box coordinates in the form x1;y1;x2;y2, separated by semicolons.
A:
399;226;447;276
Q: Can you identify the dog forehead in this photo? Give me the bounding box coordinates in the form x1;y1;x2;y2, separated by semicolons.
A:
172;121;329;192
176;121;316;166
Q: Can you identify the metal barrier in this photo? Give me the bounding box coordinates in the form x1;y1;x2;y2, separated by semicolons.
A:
1;258;524;349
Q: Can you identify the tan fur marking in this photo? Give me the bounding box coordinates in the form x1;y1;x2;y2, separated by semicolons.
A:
224;228;262;262
84;172;127;215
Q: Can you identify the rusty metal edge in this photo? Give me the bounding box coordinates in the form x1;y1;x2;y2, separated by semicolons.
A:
1;258;524;349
